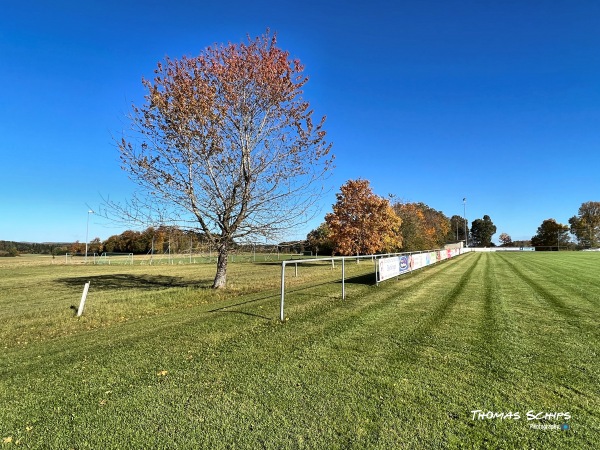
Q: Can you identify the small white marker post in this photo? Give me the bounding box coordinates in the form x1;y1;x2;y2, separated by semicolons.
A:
77;281;91;317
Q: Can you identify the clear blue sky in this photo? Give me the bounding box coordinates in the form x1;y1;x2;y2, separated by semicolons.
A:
1;0;599;244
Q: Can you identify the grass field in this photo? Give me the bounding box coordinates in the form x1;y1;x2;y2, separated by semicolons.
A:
1;252;599;448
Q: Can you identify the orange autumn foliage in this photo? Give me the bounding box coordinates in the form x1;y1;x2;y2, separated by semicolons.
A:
118;31;333;288
325;179;402;255
393;202;450;251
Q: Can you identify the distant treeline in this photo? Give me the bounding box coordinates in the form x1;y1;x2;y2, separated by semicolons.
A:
101;228;308;255
1;227;308;257
0;227;208;256
102;226;217;254
0;240;71;257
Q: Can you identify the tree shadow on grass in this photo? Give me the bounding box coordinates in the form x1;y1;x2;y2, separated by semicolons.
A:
207;273;375;321
338;273;377;285
255;261;341;268
56;274;210;291
207;279;344;320
210;310;274;321
208;293;278;321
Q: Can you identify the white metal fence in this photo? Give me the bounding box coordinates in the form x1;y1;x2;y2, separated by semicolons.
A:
279;248;471;321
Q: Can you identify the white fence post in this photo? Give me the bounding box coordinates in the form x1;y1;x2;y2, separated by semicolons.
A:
342;257;346;300
77;281;91;317
374;256;379;285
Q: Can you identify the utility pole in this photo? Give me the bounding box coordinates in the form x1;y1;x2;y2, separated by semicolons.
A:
463;198;468;247
85;209;94;262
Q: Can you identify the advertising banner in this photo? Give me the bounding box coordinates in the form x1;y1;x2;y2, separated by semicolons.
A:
377;247;466;284
378;256;400;282
399;255;410;274
412;253;424;270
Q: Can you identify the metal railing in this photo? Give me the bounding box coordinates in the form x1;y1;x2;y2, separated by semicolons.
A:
279;249;471;321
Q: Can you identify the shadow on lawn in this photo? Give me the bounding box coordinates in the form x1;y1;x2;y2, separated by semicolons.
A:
339;273;376;285
208;293;277;321
56;274;210;291
210;309;273;321
208;273;376;321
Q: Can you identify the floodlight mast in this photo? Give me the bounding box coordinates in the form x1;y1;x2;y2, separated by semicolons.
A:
463;198;468;247
85;209;94;263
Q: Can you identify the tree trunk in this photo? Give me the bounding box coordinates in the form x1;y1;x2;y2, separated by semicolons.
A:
212;244;228;289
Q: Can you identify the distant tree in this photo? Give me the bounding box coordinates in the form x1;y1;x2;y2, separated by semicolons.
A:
568;201;600;249
499;232;512;246
88;237;103;255
394;202;450;251
70;241;84;255
53;245;69;256
448;215;469;243
470;215;497;247
120;230;142;253
325;179;402;255
138;227;157;254
103;235;118;253
306;223;334;256
531;219;570;251
153;227;168;253
114;31;333;288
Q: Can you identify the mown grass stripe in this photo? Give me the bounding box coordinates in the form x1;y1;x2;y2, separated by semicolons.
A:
399;253;481;358
495;253;584;322
475;253;514;381
517;255;600;309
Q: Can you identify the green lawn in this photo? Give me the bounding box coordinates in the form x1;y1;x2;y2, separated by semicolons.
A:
1;252;598;448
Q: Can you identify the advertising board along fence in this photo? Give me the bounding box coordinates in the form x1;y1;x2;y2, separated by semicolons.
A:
280;247;471;322
375;247;467;284
375;248;471;284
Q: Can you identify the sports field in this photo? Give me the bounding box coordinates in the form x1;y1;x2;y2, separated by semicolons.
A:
1;252;598;448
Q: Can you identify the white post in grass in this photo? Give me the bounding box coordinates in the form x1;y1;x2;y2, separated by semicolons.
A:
77;281;91;317
280;263;286;322
342;257;346;300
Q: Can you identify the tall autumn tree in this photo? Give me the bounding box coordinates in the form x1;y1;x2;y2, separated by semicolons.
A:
325;179;402;255
393;202;450;251
568;201;600;249
117;31;333;288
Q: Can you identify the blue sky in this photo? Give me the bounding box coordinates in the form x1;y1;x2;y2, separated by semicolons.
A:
1;0;599;244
